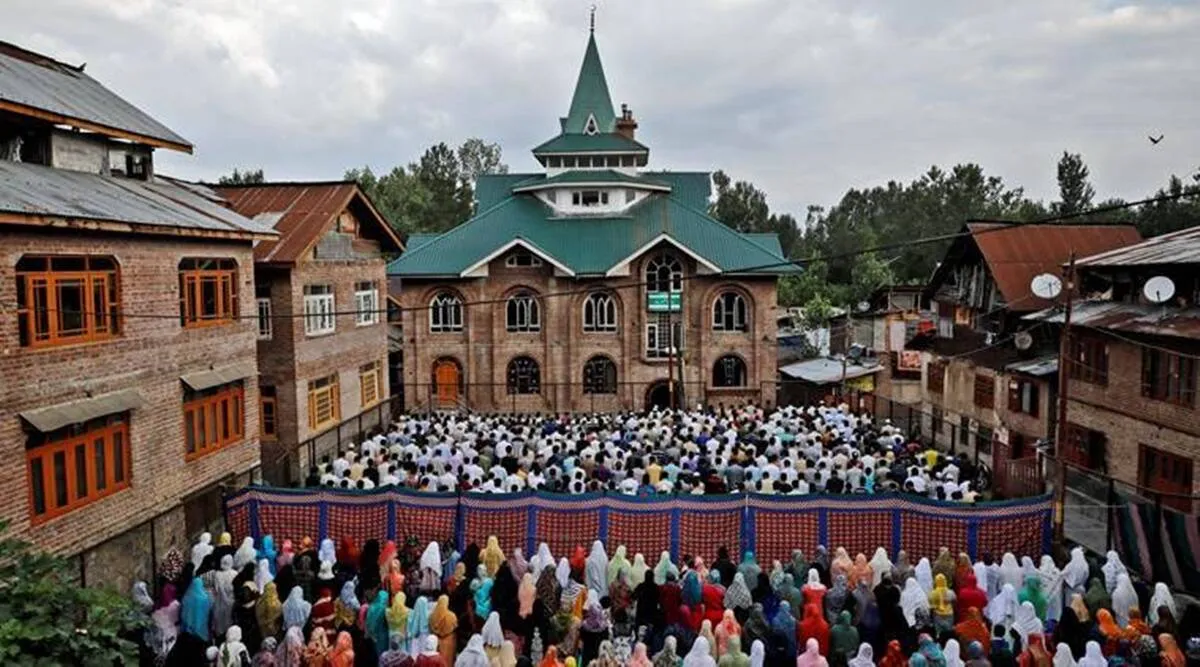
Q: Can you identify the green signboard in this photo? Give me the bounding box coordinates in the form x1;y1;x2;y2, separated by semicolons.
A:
647;291;682;312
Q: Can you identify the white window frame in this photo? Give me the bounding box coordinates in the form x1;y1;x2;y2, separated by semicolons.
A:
583;292;617;333
646;313;683;358
303;284;336;336
256;297;272;340
429;292;463;333
712;291;749;332
505;253;544;268
506;291;541;333
355;281;379;326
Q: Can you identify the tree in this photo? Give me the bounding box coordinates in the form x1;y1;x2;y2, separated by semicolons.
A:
216;168;265;185
1132;168;1200;237
0;521;143;664
1053;151;1095;216
456;138;509;185
709;170;770;233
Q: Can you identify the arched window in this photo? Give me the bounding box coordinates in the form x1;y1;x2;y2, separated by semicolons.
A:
429;292;463;332
583;292;617;332
505;291;541;332
507;356;541;395
582;356;617;394
645;254;682;293
712;291;748;332
713;355;747;387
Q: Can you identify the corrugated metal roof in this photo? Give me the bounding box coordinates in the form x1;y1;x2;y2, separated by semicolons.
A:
1076;225;1200;267
180;361;258;392
0;160;274;236
216;182;403;264
0;41;192;151
531;133;648;154
966;223;1143;311
19;388;144;433
1005;355;1059;377
1023;300;1200;338
779;358;882;384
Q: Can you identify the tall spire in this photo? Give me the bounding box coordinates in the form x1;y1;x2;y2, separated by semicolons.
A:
590;4;596;33
562;26;616;134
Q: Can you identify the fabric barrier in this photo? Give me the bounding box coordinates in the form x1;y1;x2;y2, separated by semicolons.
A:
1110;493;1200;594
224;487;1052;562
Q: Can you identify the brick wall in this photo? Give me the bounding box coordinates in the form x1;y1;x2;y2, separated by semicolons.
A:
1065;337;1200;492
0;229;261;558
256;254;390;479
395;243;778;413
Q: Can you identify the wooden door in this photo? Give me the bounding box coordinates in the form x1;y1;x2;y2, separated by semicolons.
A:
434;361;459;407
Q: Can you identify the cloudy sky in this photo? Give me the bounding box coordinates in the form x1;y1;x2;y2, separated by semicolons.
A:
6;0;1198;215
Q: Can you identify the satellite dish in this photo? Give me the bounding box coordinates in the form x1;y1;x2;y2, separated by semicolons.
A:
1031;273;1063;300
856;301;871;313
1143;275;1176;304
1014;331;1033;351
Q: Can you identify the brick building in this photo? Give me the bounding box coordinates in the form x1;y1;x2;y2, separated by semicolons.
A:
1025;226;1200;511
388;29;798;413
910;223;1140;484
0;41;274;585
216;182;404;484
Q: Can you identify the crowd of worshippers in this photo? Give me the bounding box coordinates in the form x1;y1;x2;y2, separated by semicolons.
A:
302;405;982;502
132;530;1199;667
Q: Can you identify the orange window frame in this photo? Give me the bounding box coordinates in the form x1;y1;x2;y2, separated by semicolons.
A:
16;257;120;348
360;361;383;407
26;417;130;524
308;375;341;431
183;383;245;460
179;265;238;328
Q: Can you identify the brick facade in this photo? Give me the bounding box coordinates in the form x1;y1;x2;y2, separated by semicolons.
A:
395;242;778;413
0;229;261;568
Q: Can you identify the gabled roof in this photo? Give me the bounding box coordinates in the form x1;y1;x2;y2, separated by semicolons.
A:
387;188;798;278
927;222;1143;312
531;133;648;155
0;160;273;239
1075;224;1200;267
215;181;404;264
563;33;616;135
0;41;192;152
511;169;670;193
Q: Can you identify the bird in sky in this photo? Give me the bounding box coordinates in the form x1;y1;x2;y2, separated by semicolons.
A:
1149;134;1164;145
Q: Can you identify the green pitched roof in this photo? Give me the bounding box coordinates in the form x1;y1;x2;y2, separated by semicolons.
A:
531;133;647;155
563;33;616;135
387;186;798;278
475;173;537;210
744;233;786;258
403;233;439;252
511;170;670;192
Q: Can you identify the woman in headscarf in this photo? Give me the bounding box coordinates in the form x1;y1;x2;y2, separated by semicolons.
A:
831;549;853;582
1147;584;1177;627
1095;610;1123;655
657;552;682;585
260;536;279;576
1014;602;1044;648
741;604;772;653
932;549;956;587
726;574;755;624
847;555;873;592
607;546;631;587
180;577;212;642
803;570;827;609
529;543;554;580
275;626;306;667
719;637;750;667
998;555;1024;595
652;636;681;667
417;634;446;667
900;578;930;628
1068;595;1090;625
848;644;874;667
364;590;391;659
418;542;444;596
736;553;761;589
1061;549;1089;601
749;640;766;667
880;640;909;667
771;601;799;660
777;575;803;619
957;572;989;621
582;541;607;595
799;603;831;656
255;559;275;595
1053;605;1085;661
329;631;355;667
385;559;406;599
507;548;530;584
684;636;718;667
479;538;504;580
929;574;956;634
1018;576;1048;622
428;595;458;666
278;585;310;634
869;549;893;588
1035;557;1063;623
208;555;238;637
829;611;860;667
1110;575;1138;627
481;612;505;663
987;584;1018;631
473;565;495;619
965;643;990;667
683;571;704;610
1077;643;1106;667
944;640;965;667
409;595;432;655
334;580;360;630
631;553;651;588
388;590;410;647
715;609;742;657
1156;635;1183;667
892;552;914;590
797;638;829;667
1017;634;1051;667
916;634;946;667
1052;643;1077;667
1129;636;1159;667
305;627;333;667
458;635;491;667
631;642;656;667
1127;608;1152;639
1084;580;1111;619
702;571;728;626
254;637;280;667
234;538;258;570
1101;553;1126;595
825;575;853;626
957;608;992;655
915;559;935;595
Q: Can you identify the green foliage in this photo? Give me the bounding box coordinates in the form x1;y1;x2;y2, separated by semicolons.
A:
216;168;265;185
1053;151;1095;216
0;521;144;665
346;139;508;235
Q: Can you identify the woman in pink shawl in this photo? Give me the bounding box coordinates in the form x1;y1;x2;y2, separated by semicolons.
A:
518;573;536;618
830;549;853;582
630;642;654;667
715;609;742;657
796;638;829;667
847;555;873;590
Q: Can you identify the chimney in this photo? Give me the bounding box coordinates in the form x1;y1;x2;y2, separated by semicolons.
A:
616;103;638;141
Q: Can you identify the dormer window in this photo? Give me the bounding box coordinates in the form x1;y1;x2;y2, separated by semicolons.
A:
505;252;543;268
584;114;599;135
572;190;608;207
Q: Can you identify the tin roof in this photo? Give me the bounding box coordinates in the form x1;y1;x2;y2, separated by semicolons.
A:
1023;300;1200;339
215;181;403;264
779;357;882;384
0;160;274;238
0;41;192;152
963;223;1143;311
1005;355;1059;377
19;388;144;433
1076;225;1200;267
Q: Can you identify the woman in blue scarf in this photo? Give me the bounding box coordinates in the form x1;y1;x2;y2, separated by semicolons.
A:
772;601;799;659
408;595;431;655
682;571;703;609
259;535;279;575
181;578;212;641
473;565;494;618
366;590;390;658
738;552;761;585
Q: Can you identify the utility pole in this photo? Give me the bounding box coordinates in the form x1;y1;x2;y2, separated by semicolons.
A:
840;306;853;400
1053;252;1076;546
666;304;676;409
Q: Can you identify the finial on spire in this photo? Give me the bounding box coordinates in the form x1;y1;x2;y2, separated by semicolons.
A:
590;4;596;33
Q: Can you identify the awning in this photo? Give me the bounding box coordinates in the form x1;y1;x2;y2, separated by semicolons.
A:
180;361;258;392
1005;355;1059;377
779;357;883;385
20;389;145;433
